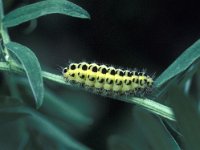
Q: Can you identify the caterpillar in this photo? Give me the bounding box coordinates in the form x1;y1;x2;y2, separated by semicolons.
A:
62;62;154;96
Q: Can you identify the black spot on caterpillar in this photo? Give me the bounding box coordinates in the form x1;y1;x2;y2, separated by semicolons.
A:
62;62;154;96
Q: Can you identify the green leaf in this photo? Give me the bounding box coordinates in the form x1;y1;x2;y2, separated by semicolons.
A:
134;108;181;150
169;86;200;150
27;109;90;150
107;135;135;150
44;89;93;127
0;96;29;124
6;42;44;108
117;96;175;121
0;119;28;149
155;39;200;87
0;0;4;20
3;0;90;28
0;112;29;123
0;106;89;149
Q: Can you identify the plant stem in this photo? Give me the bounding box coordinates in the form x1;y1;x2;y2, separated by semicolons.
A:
0;0;4;21
0;61;176;121
0;0;11;61
118;96;175;121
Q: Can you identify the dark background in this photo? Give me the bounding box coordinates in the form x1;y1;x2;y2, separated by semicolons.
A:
7;0;200;72
4;0;200;149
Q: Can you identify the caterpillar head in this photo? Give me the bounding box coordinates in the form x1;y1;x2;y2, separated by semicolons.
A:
62;63;78;80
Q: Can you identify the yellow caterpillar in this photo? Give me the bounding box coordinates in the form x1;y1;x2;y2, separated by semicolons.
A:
62;62;154;95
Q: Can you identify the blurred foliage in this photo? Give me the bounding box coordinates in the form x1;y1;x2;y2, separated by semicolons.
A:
1;0;200;150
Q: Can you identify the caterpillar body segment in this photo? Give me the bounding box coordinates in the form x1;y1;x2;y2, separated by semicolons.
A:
76;62;89;84
113;69;124;92
103;66;115;91
122;70;133;93
95;65;108;89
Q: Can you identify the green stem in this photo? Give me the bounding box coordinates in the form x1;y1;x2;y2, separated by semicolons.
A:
42;71;67;85
118;96;175;121
0;61;176;121
0;0;4;20
0;1;27;140
0;0;11;61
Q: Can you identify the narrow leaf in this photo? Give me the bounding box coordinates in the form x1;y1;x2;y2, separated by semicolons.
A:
169;86;200;150
0;96;29;124
135;108;180;150
155;39;200;87
0;106;90;150
6;42;44;108
0;0;4;20
3;0;90;27
44;89;93;127
28;110;90;150
107;135;135;150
